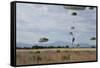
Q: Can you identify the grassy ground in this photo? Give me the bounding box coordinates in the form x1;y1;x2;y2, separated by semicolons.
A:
16;48;96;65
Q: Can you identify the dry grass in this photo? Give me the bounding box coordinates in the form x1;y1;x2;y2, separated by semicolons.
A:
16;48;96;65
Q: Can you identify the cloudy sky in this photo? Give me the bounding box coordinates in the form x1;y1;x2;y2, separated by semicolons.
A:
16;3;96;46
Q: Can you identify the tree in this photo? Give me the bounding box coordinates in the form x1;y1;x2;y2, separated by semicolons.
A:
57;46;62;48
76;44;80;48
90;37;96;40
48;46;54;48
66;45;69;48
90;37;96;48
91;45;96;48
32;45;39;49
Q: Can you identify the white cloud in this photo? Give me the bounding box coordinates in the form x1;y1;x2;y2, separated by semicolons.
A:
16;3;96;46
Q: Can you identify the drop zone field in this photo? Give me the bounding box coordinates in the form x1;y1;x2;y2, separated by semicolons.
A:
16;48;96;65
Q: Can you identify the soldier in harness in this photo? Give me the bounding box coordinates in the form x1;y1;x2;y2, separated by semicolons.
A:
72;37;75;46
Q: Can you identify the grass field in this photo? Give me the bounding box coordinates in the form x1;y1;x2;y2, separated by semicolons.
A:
16;48;96;65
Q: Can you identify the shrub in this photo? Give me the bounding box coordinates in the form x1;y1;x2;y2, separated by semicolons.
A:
56;50;60;53
76;44;80;48
66;45;69;48
64;50;69;53
91;46;96;48
31;56;35;60
62;55;70;61
29;51;34;54
37;56;42;61
35;51;40;54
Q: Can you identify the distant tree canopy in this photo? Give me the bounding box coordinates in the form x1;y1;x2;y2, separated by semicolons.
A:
76;44;80;48
32;45;70;49
90;37;96;40
38;37;49;42
32;45;45;49
91;45;96;48
66;45;69;48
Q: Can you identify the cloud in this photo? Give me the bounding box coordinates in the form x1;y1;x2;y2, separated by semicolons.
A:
16;3;96;46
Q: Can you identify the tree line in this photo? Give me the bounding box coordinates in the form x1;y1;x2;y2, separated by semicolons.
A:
32;45;69;49
16;45;70;49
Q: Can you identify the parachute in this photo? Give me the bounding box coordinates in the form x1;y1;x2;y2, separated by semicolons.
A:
64;6;86;10
38;37;49;42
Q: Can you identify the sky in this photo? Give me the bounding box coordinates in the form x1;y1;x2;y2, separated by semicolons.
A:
16;3;96;46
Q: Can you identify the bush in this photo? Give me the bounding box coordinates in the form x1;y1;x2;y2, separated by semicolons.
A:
56;50;60;53
37;56;42;61
66;45;69;48
62;55;70;61
91;46;96;48
31;56;35;60
29;51;34;54
76;44;80;48
64;50;69;53
35;51;40;54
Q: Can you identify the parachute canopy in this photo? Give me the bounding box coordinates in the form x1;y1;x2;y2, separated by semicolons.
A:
64;6;86;10
71;12;77;16
89;7;95;10
90;37;96;40
38;37;49;42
